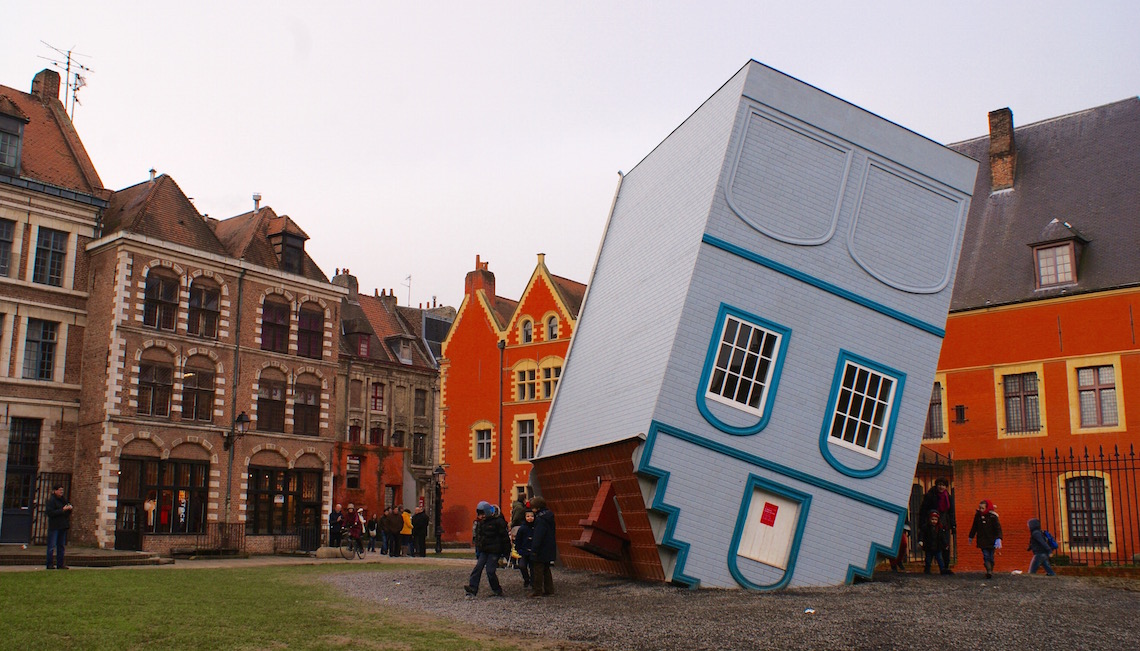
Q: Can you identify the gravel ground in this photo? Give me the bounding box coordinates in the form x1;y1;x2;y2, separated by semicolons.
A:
326;564;1140;651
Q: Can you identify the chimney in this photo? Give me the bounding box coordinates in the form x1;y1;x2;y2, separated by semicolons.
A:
31;69;61;100
149;168;156;183
253;193;262;212
331;267;358;299
464;254;496;297
988;108;1016;191
379;287;397;311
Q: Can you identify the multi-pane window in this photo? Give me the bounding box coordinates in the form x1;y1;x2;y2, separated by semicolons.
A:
1066;476;1110;546
371;383;384;411
475;428;491;460
356;334;369;356
120;458;210;534
31;227;67;287
546;316;558;340
180;357;215;422
521;320;533;344
413;432;427;465
1078;366;1118;427
297;305;323;359
2;419;40;512
187;280;219;338
294;377;321;436
0;130;19;170
22;319;57;381
517;366;537;401
517;419;536;461
542;365;561;399
1036;244;1074;287
246;467;322;535
346;456;361;489
923;382;945;440
707;316;781;415
261;298;290;353
828;361;896;457
0;218;13;277
348;425;361;444
369;426;383;445
257;369;286;432
143;271;179;331
414;389;427;417
138;356;173;417
1003;372;1041;433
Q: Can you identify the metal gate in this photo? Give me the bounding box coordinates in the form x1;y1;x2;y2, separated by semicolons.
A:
31;473;72;545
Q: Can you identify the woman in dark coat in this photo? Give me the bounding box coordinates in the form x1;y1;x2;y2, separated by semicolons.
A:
528;496;557;597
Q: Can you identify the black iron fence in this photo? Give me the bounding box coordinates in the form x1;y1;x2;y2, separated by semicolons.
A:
1034;445;1139;567
31;473;71;545
196;522;246;553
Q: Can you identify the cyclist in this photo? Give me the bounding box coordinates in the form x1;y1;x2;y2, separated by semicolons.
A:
345;504;365;557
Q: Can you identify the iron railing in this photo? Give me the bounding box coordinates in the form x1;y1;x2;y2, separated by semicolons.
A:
31;473;72;545
1034;445;1139;567
196;522;246;553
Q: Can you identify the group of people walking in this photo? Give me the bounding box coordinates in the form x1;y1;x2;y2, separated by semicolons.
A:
466;496;556;599
329;502;430;557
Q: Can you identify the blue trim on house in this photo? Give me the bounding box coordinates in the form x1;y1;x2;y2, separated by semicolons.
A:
701;234;946;338
636;420;908;587
696;303;791;436
817;350;907;479
727;474;812;591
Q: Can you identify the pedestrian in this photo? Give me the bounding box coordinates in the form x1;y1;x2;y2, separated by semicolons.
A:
529;496;557;597
383;506;404;557
465;501;510;598
401;507;414;556
967;499;1003;578
514;509;535;589
889;523;909;573
366;510;379;552
45;484;73;570
345;504;363;554
1027;518;1057;576
919;510;952;575
411;506;430;557
329;503;343;548
510;496;527;528
920;478;956;533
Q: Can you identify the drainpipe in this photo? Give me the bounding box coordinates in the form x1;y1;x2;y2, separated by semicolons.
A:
226;268;247;521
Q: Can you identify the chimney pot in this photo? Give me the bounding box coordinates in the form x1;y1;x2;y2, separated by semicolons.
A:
149;168;156;182
253;193;262;211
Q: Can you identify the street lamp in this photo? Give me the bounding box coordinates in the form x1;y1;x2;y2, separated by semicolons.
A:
223;411;251;522
432;464;446;554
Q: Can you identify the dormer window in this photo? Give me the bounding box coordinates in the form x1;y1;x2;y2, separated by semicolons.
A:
0;112;25;174
1035;244;1074;287
356;334;370;356
280;234;304;274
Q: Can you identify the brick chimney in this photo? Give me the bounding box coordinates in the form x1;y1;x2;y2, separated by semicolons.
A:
331;268;359;300
31;69;62;101
464;255;495;298
988;108;1016;191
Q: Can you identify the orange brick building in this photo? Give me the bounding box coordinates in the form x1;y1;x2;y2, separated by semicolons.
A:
437;254;583;542
924;101;1140;571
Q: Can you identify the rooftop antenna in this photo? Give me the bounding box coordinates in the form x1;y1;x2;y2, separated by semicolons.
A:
403;275;412;306
38;41;93;120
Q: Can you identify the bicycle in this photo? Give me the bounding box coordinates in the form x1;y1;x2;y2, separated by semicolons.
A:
340;534;366;560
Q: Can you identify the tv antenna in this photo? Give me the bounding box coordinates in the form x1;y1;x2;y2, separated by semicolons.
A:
403;275;412;306
38;41;93;119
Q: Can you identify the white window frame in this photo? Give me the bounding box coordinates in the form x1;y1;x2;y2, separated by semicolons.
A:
826;359;898;460
705;315;783;417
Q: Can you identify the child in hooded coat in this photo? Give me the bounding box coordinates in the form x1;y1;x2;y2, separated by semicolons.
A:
968;499;1003;578
919;510;952;575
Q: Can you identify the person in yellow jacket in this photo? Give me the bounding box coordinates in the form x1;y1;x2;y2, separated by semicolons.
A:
401;507;414;556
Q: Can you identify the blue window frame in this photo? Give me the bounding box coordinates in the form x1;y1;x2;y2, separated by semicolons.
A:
819;350;905;478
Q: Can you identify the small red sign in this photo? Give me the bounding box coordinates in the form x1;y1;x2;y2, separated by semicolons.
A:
761;502;779;527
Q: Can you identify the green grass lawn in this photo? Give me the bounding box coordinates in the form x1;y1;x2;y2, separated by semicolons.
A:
0;564;517;651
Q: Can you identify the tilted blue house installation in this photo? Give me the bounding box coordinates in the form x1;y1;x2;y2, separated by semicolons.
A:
532;61;978;589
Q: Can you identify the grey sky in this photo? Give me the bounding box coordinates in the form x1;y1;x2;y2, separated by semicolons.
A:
5;1;1138;308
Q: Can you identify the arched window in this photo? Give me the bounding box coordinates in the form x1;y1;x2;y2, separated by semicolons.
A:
297;303;324;359
143;269;179;331
138;349;174;417
294;374;321;436
181;356;216;422
257;368;287;432
521;319;533;344
261;296;290;353
546;316;558;340
188;278;220;338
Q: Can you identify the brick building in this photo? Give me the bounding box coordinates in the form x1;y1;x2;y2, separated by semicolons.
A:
331;269;451;521
923;100;1140;571
0;70;108;544
77;176;345;554
438;254;583;542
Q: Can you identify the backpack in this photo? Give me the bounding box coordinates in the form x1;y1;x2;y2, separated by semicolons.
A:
1042;529;1058;551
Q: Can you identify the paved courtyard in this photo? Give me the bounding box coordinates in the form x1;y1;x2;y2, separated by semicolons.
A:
328;564;1140;651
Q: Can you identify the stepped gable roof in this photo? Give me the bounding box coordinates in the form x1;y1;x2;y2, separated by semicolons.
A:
213;208;329;282
948;97;1140;311
103;175;228;255
0;76;105;198
548;273;586;318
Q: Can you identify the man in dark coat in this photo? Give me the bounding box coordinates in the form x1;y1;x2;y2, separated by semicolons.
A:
528;496;557;597
46;484;73;570
329;503;343;548
465;501;510;597
411;506;430;557
383;507;404;557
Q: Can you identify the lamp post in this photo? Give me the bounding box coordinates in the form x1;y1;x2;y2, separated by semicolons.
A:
497;339;505;511
432;465;446;554
223;411;251;522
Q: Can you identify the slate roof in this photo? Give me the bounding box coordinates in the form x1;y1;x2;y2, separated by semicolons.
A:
948;98;1140;311
0;73;105;198
549;273;586;317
